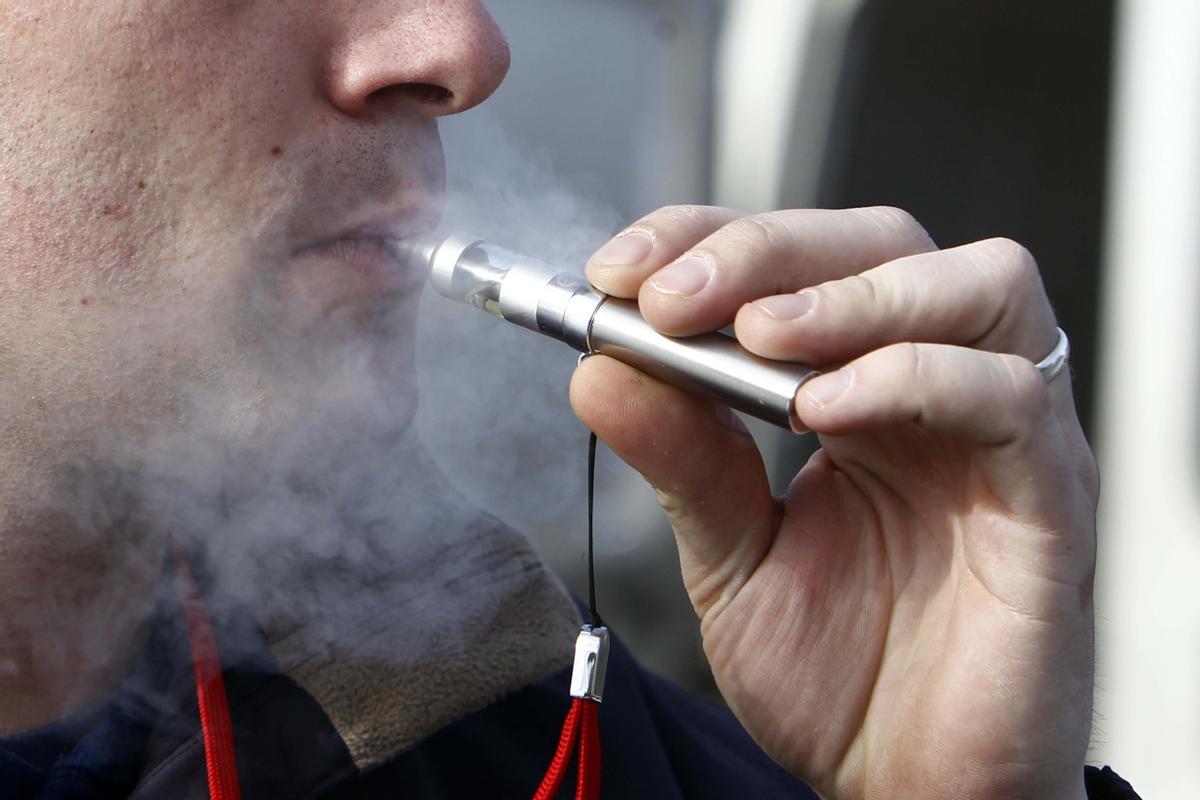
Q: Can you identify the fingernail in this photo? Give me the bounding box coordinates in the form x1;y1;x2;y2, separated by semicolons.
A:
590;231;653;267
754;291;815;320
802;369;852;409
650;256;712;296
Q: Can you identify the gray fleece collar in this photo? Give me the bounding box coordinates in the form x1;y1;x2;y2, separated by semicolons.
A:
262;512;580;769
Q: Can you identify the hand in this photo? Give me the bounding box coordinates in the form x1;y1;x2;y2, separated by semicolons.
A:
571;206;1097;800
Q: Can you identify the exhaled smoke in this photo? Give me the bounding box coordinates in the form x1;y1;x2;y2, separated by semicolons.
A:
415;110;625;565
0;109;627;731
73;112;624;684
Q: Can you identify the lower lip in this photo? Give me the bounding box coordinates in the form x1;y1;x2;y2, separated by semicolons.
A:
298;237;421;291
290;236;427;317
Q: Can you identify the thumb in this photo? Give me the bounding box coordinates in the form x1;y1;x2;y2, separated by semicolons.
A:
569;355;778;616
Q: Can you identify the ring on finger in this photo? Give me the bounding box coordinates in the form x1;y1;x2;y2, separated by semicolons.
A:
1035;327;1070;382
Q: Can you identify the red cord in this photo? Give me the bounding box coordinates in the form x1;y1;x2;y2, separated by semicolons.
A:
173;544;243;800
533;698;581;800
533;698;602;800
577;700;601;800
173;541;602;800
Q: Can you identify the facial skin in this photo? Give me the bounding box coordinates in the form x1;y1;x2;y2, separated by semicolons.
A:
0;1;509;732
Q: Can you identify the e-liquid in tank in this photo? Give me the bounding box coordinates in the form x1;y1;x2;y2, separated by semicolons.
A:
398;234;819;432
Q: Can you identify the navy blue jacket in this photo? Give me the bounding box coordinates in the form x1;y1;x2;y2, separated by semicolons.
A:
0;588;815;799
0;589;1140;799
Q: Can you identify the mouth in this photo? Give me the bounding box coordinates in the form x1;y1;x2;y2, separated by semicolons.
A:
289;215;439;319
298;235;425;286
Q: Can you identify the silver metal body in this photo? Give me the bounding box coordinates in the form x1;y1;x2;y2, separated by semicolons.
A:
569;625;610;702
406;233;817;431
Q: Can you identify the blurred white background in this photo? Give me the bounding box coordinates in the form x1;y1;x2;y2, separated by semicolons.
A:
1095;1;1200;796
415;1;1198;795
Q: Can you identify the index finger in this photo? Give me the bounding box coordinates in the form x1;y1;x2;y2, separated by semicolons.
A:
597;206;939;337
586;205;746;298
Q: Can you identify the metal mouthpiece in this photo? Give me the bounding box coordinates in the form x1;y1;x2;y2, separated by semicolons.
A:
410;232;819;432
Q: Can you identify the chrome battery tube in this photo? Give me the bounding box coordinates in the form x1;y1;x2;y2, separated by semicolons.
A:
405;233;817;431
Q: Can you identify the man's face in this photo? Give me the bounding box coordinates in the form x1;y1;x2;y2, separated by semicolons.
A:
0;1;509;509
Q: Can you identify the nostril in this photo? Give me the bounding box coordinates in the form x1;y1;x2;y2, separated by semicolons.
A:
393;82;454;107
354;82;456;117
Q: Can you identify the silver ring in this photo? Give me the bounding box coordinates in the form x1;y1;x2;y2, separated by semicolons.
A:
1035;327;1070;382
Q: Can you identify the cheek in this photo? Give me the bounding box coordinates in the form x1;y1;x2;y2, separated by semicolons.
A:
0;61;160;295
0;4;426;462
1;3;313;291
0;34;179;294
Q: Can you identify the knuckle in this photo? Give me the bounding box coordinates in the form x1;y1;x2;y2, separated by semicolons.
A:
637;204;718;233
1000;354;1053;427
718;213;789;259
661;204;714;223
854;205;934;250
877;342;928;422
876;341;924;385
979;237;1043;291
901;341;925;381
818;273;889;328
965;238;1057;356
648;206;729;231
839;273;882;308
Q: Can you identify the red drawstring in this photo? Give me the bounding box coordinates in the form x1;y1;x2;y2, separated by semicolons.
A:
577;699;602;799
173;539;606;800
532;697;602;800
172;544;243;800
532;698;581;800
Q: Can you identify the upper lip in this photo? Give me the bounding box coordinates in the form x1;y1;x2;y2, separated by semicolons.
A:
296;207;441;255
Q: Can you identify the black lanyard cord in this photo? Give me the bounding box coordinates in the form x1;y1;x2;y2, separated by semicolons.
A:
586;432;602;628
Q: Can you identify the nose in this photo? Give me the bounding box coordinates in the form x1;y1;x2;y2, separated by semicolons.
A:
324;1;510;118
